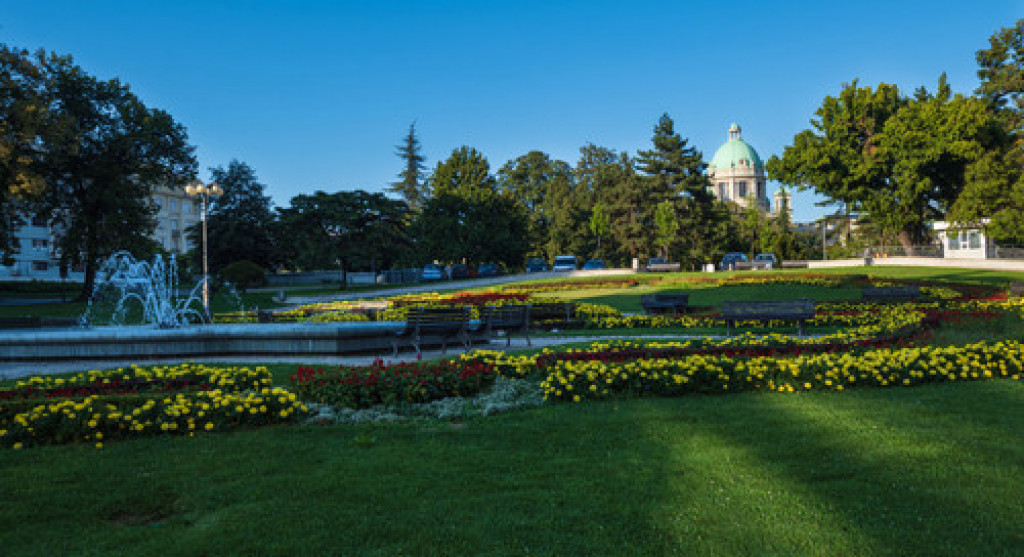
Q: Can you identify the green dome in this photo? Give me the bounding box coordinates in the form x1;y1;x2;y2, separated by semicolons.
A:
709;124;763;171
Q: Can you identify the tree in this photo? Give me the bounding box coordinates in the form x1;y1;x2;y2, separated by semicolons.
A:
652;200;679;258
949;20;1024;242
387;123;428;210
0;45;47;261
767;81;908;246
637;114;727;267
881;76;1003;244
415;147;528;266
276;190;409;274
497;150;573;257
429;146;495;201
34;51;196;299
187;160;276;273
589;202;611;257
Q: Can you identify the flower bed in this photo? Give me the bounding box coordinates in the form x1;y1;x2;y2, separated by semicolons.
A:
288;359;497;409
1;364;307;450
463;338;1024;403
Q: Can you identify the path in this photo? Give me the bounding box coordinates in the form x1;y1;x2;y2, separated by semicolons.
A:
0;334;712;380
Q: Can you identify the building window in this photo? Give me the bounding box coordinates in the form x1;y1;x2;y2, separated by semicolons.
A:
170;199;179;213
193;200;201;214
968;231;981;249
738;181;748;198
718;182;726;199
155;198;163;210
32;261;48;271
947;233;960;251
31;238;49;249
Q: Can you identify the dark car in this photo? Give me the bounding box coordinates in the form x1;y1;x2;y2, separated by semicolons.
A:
525;258;548;273
582;259;606;270
477;263;504;277
719;252;749;270
448;264;474;280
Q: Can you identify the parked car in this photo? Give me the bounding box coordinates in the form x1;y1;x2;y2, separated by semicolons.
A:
420;263;447;281
477;263;504;277
552;255;577;271
754;253;778;268
525;258;548;273
582;259;606;270
448;264;474;280
719;252;749;270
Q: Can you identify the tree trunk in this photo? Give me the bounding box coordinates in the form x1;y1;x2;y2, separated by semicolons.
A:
897;229;915;255
76;258;96;302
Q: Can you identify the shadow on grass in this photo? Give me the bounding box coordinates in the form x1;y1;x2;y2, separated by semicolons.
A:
676;382;1024;555
0;404;684;555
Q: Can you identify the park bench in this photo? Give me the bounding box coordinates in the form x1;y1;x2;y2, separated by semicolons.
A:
482;304;531;346
646;262;681;273
861;286;921;302
392;305;472;357
527;301;578;330
1010;282;1024;296
719;299;816;337
640;293;690;315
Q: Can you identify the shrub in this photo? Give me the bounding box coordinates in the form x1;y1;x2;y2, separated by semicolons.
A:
220;260;267;293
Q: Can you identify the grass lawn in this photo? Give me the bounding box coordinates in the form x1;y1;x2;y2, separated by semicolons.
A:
1;380;1021;555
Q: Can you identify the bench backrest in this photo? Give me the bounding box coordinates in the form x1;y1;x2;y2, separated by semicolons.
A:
720;299;815;320
483;304;529;327
862;286;921;299
404;306;470;333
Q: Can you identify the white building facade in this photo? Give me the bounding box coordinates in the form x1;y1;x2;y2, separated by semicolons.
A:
0;186;201;282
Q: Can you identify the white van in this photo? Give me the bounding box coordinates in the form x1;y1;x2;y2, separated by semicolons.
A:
552;255;577;271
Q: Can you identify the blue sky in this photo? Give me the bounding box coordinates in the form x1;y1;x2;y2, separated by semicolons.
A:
2;1;1020;222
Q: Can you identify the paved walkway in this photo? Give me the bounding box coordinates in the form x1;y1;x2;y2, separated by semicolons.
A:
0;334;709;380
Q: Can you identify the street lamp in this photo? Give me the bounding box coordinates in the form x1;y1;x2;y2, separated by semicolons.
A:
185;180;223;318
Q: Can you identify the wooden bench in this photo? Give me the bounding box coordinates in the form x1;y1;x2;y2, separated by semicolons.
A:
862;286;921;301
482;304;531;346
641;293;689;315
719;299;816;337
392;306;471;356
526;301;578;329
646;262;681;273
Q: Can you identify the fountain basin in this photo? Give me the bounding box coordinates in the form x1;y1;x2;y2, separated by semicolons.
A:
0;321;491;361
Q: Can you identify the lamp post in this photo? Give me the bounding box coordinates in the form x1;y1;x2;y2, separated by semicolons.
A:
185;180;223;317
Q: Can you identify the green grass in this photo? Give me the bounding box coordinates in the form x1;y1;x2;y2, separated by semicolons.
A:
1;381;1021;555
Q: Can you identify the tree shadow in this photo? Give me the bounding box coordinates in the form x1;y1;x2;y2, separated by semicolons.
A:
675;384;1024;555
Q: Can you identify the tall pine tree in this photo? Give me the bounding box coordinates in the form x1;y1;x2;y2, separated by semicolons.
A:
388;123;427;210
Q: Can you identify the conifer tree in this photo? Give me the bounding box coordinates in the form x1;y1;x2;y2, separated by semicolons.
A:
388;123;427;210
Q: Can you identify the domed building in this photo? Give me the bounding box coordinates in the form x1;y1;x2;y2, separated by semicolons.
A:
707;123;769;211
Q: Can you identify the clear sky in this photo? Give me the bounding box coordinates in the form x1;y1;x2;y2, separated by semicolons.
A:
2;1;1020;222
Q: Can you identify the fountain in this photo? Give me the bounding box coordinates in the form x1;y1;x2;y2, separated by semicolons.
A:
82;251;210;328
0;251;490;365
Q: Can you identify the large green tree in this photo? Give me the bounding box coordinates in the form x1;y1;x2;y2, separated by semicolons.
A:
637;114;727;267
949;20;1024;242
497;150;573;258
34;50;196;298
276;189;409;274
0;45;47;260
188;160;276;273
414;147;528;265
387;123;428;210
